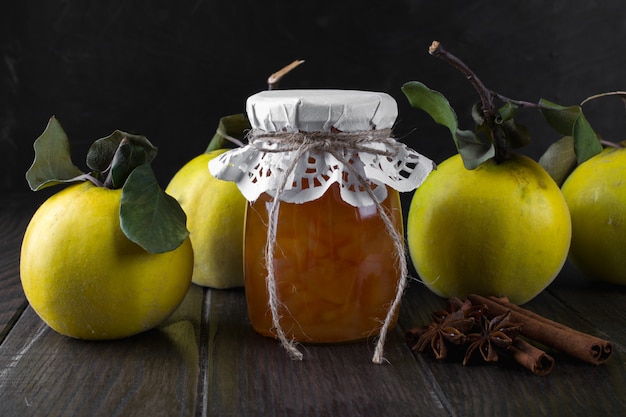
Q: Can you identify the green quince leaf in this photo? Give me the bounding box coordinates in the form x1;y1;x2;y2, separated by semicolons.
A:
109;139;156;188
402;81;494;169
539;99;581;134
454;130;495;169
87;131;158;189
497;102;518;122
539;99;602;164
87;131;125;172
498;119;531;149
25;117;86;191
538;136;578;186
120;164;189;254
471;102;485;126
572;111;602;164
205;113;251;152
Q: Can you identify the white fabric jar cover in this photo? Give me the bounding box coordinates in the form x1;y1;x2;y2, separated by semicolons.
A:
209;89;435;206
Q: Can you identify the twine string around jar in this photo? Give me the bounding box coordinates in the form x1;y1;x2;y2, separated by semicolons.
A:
249;128;407;364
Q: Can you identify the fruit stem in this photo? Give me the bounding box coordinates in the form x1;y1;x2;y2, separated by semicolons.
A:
267;60;305;90
428;42;494;115
601;139;625;148
215;129;245;147
429;41;510;163
580;91;626;106
63;172;104;187
579;92;626;149
491;92;540;109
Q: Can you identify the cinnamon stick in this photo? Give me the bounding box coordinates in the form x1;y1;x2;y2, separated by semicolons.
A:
467;294;612;365
508;338;555;376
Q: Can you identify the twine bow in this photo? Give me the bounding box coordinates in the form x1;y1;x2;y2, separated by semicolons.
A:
248;128;408;364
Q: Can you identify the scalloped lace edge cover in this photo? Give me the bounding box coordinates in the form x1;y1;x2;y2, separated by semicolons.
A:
208;139;435;207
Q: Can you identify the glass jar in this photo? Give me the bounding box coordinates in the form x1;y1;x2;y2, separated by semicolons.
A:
245;182;403;343
209;90;434;360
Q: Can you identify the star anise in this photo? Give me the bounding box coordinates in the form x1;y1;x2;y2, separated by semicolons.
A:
407;306;476;360
444;297;486;322
463;310;523;366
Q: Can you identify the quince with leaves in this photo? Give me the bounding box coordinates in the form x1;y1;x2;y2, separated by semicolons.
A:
540;92;626;285
165;114;250;288
20;117;193;339
400;41;595;304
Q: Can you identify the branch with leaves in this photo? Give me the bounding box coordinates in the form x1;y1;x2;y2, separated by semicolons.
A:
403;40;607;182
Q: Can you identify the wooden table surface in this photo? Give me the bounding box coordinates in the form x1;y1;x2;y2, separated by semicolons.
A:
1;192;625;417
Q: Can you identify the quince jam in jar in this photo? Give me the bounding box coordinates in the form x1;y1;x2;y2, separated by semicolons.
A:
245;183;403;342
208;89;433;356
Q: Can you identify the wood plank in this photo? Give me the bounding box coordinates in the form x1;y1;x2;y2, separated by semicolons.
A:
0;193;46;342
0;284;204;417
545;262;626;347
201;288;450;417
399;280;626;416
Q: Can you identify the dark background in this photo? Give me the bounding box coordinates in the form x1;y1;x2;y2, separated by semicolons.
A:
1;0;626;193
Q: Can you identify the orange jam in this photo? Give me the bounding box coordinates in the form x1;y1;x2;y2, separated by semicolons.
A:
244;183;403;343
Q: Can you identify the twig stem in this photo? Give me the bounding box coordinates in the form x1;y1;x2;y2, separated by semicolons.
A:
267;60;305;90
428;41;508;162
429;41;495;117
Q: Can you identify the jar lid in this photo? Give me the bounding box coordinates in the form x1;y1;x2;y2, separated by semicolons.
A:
210;89;435;207
246;89;398;132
